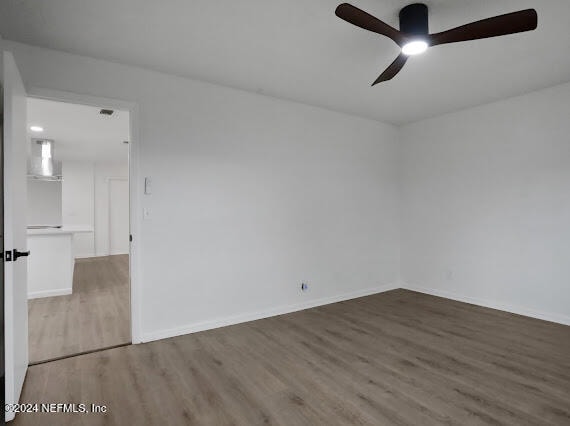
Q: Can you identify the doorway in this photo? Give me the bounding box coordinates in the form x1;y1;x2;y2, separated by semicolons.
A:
25;97;131;363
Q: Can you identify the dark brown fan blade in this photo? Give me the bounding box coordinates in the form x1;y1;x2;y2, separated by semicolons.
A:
372;54;408;86
336;3;406;46
429;9;537;46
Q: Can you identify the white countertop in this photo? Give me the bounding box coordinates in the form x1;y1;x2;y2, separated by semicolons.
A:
27;226;94;236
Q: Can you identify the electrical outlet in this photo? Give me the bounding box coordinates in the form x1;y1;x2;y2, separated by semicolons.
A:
301;282;308;291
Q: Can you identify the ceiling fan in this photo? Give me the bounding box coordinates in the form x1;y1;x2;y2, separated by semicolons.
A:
335;3;538;86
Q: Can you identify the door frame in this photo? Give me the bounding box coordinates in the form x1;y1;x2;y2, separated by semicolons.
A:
26;87;143;344
0;82;6;426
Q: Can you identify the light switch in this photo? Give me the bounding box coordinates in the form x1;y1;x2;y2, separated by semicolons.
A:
144;177;152;195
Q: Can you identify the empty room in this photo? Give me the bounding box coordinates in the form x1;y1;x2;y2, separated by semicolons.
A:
1;1;569;425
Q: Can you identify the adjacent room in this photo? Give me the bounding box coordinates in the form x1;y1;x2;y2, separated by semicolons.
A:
26;98;131;363
0;0;569;425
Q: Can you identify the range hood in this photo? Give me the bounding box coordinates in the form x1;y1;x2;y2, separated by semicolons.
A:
27;139;63;181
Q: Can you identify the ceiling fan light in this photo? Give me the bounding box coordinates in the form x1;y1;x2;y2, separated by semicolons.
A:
402;40;428;55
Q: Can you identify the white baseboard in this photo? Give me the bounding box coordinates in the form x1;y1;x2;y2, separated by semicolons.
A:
402;283;570;326
28;288;72;300
141;282;399;343
75;255;95;259
76;254;128;261
92;251;129;257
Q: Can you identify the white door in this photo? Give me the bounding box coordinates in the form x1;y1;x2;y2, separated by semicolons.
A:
109;178;129;255
3;51;29;421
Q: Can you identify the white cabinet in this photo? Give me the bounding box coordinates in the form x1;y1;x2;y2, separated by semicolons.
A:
27;227;93;299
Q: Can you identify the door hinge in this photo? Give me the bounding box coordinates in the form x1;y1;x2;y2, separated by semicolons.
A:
129;234;133;242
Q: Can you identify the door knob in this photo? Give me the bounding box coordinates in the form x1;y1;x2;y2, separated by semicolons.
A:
13;249;30;261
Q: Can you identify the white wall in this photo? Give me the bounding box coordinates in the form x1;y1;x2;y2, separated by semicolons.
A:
27;179;62;225
94;161;128;256
62;160;94;257
6;41;401;341
62;160;129;258
401;82;570;324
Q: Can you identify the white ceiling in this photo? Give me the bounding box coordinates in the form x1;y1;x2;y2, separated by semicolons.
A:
3;0;570;124
27;98;130;162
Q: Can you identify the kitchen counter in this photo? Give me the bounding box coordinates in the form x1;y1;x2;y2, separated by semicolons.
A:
27;227;93;299
27;226;93;236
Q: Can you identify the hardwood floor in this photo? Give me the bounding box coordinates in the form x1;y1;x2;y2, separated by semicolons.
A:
15;289;570;425
28;255;130;364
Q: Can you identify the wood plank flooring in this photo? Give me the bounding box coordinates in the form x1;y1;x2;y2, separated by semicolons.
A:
15;289;570;425
28;255;130;363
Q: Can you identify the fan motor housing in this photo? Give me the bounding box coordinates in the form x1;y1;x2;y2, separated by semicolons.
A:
399;3;429;35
